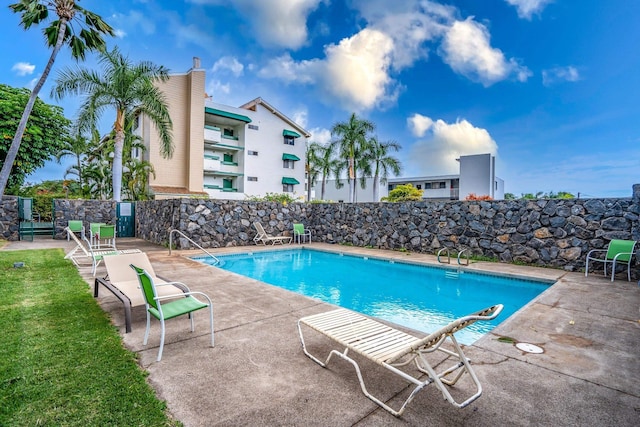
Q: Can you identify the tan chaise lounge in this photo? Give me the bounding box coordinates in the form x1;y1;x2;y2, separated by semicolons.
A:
298;305;503;417
253;221;292;245
94;252;189;333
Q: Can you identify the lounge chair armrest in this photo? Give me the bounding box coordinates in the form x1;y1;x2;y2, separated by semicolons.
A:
155;276;191;292
154;290;212;304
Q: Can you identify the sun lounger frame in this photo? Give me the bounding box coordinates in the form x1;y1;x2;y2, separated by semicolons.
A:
298;305;503;416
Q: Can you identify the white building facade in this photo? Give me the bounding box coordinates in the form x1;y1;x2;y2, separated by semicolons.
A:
138;58;309;200
315;153;504;202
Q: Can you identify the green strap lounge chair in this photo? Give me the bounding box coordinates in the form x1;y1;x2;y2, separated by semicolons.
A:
585;239;637;281
131;264;214;362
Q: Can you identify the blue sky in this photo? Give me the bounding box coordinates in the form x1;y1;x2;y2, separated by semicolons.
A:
1;0;639;198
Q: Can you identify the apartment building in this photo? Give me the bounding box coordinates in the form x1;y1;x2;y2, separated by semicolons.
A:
316;153;504;202
137;58;310;200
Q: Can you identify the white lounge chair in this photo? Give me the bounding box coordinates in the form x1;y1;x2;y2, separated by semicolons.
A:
298;305;503;417
253;221;292;245
94;252;190;333
64;227;141;276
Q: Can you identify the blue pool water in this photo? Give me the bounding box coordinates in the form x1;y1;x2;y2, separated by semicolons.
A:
196;249;551;344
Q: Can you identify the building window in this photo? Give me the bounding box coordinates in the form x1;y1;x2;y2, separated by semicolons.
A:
416;184;421;190
248;176;258;182
223;153;233;163
439;182;446;189
248;150;258;156
388;184;394;191
223;128;234;137
284;135;295;145
248;124;259;130
283;184;294;192
283;159;295;169
132;115;140;131
424;183;432;189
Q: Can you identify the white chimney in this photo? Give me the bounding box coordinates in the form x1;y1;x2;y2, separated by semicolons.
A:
193;57;201;69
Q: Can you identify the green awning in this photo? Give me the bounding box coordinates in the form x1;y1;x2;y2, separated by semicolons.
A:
205;107;252;123
282;153;300;161
282;177;300;185
283;129;301;138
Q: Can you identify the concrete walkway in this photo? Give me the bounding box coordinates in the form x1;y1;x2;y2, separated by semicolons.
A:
3;237;639;426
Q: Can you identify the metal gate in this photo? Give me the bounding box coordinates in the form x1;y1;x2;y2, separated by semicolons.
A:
116;202;135;237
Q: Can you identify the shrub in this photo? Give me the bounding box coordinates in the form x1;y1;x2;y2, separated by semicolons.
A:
381;184;423;202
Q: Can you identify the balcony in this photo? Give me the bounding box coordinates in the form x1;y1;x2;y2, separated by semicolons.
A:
204;125;221;144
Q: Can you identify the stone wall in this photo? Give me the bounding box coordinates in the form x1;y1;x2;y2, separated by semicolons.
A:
310;197;638;273
2;184;638;277
133;186;639;275
135;199;311;248
0;196;18;240
52;199;117;239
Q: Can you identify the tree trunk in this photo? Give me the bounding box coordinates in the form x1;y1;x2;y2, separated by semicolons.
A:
348;156;355;203
373;173;379;202
321;176;327;201
112;109;125;202
0;18;68;196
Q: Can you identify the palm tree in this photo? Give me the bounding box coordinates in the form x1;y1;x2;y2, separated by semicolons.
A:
305;141;322;201
51;46;173;201
0;0;113;196
313;143;341;201
331;113;375;203
56;129;92;191
364;137;402;202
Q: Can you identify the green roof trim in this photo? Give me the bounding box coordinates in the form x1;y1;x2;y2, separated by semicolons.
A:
283;129;301;138
205;107;252;123
282;177;300;185
282;153;301;161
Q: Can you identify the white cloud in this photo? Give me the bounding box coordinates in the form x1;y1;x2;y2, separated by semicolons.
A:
352;0;455;70
12;62;35;76
439;18;531;86
292;109;308;129
114;11;156;35
212;56;244;77
190;0;324;49
407;114;434;137
259;29;399;111
206;79;231;97
505;0;552;20
308;127;331;145
405;116;498;176
542;66;580;86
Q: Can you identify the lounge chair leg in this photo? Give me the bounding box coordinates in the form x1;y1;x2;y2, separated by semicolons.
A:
143;312;151;345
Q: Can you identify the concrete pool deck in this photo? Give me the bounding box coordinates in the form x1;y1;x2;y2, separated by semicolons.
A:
3;237;639;426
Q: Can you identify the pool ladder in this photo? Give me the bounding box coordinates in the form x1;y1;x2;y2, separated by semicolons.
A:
169;229;220;265
437;248;469;279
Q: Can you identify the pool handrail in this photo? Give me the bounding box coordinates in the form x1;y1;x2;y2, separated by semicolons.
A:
169;229;219;265
437;248;451;264
457;248;470;266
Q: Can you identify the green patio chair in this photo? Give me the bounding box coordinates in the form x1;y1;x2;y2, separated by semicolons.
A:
131;264;214;362
585;239;637;281
293;223;312;244
89;222;106;248
67;220;85;241
97;224;117;250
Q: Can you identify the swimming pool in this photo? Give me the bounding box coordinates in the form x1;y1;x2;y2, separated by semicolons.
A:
195;248;551;344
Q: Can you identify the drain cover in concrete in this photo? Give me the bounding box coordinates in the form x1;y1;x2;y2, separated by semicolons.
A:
516;343;544;353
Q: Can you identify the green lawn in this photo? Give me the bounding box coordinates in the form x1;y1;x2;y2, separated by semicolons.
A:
0;249;178;426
